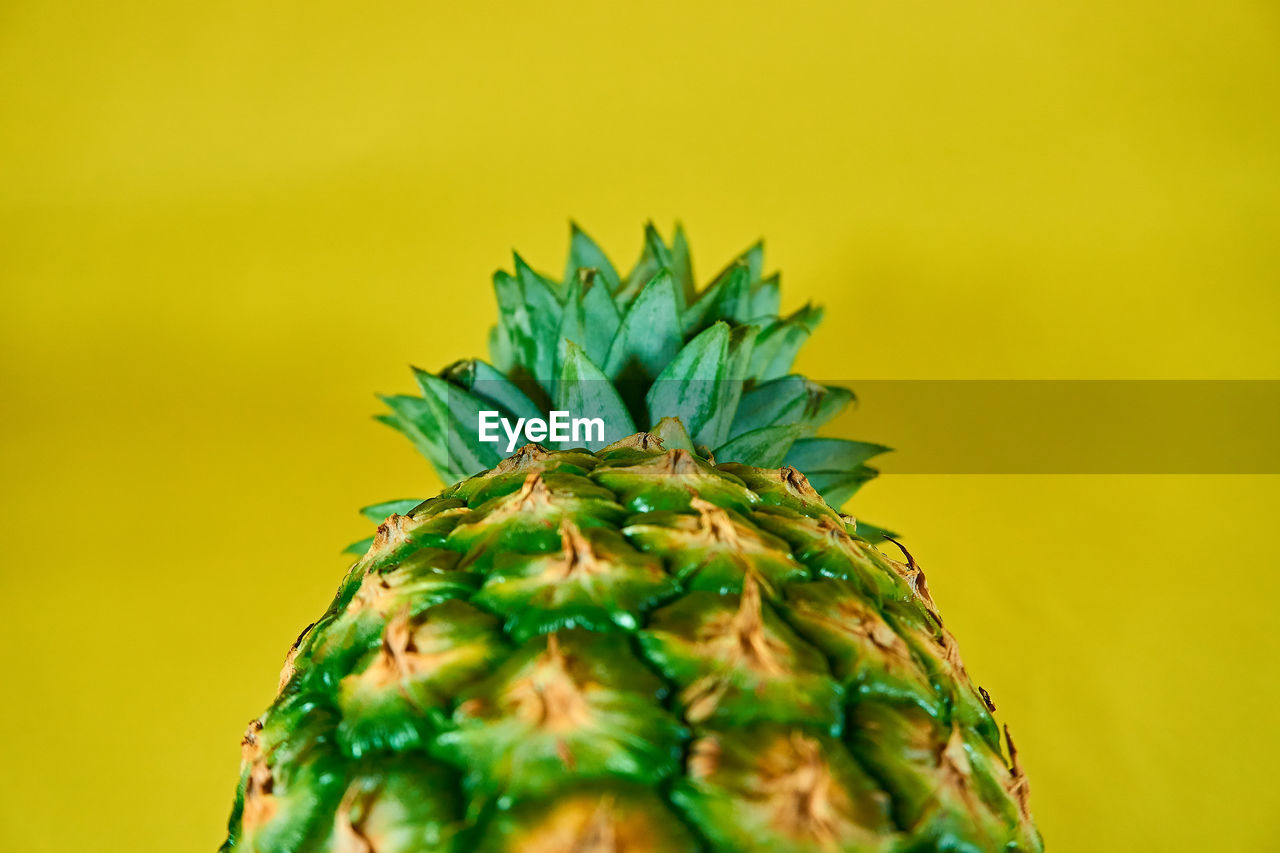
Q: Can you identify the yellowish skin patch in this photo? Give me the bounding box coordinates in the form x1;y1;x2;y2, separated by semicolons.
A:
680;575;789;722
507;793;669;853
691;729;884;850
789;593;917;674
543;520;607;582
240;760;278;833
481;634;595;734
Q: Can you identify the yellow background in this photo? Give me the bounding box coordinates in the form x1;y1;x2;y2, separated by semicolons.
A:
2;2;1278;850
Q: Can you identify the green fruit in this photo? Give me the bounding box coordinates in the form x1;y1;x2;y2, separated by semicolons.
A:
222;225;1041;852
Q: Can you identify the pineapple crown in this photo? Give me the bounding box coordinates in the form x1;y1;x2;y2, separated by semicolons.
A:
378;223;887;508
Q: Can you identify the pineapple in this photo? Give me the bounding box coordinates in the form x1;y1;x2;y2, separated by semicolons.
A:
223;225;1041;852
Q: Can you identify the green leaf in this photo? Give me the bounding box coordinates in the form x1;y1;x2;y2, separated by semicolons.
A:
730;376;853;439
748;304;823;381
378;394;458;481
850;520;896;544
488;323;515;373
515;251;567;300
784;438;891;472
557;270;621;376
442;359;542;423
358;498;424;523
513;253;564;380
740;239;764;283
806;467;879;508
616;223;672;305
713;424;805;467
382;228;878;509
683;263;751;333
564;222;620;291
413;368;505;476
670;223;696;308
556;342;636;450
491;269;535;371
554;275;588;382
696;323;758;449
445;356;540;422
603;269;682;381
342;536;374;556
704;240;763;288
644;323;729;441
749;271;781;319
580;270;622;365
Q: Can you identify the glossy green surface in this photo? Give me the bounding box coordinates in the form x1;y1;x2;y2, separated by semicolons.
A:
223;438;1040;852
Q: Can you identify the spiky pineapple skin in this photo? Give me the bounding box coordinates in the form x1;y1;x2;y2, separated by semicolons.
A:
225;437;1040;853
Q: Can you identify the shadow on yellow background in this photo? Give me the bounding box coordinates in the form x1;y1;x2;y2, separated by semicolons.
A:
2;2;1278;850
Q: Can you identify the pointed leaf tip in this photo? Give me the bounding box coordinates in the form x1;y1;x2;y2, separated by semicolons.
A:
556;342;636;449
603;269;681;381
645;322;731;441
565;223;620;291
